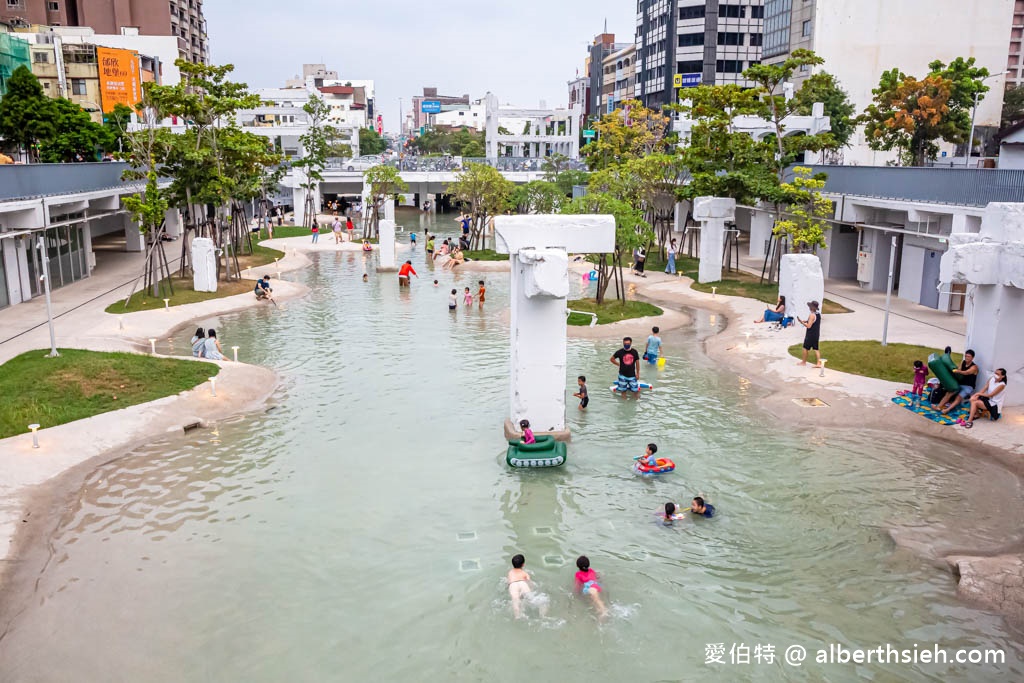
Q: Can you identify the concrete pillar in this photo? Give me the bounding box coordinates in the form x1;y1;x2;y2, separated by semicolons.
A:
749;207;775;259
383;198;396;223
292;186;307;227
191;237;217;292
495;215;616;437
377;219;397;272
780;254;825;323
694;196;735;284
123;213;145;252
164;208;183;238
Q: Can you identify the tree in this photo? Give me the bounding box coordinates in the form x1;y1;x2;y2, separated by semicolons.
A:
1001;84;1024;132
561;192;649;304
103;102;134;153
359;126;387;155
0;65;55;161
792;72;856;150
293;96;334;228
448;162;514;248
407;126;484;156
581;99;672;170
774;167;832;252
39;98;113;163
860;57;988;166
510;180;565;214
363;164;408;238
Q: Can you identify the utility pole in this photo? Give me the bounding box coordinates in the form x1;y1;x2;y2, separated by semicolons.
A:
37;237;60;357
881;235;898;347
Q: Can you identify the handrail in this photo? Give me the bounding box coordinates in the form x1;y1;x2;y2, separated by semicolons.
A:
566;309;598;328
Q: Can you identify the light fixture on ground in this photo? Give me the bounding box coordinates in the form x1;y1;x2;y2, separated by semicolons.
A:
745;331;751;347
209;377;217;397
149;338;157;354
231;346;239;362
711;286;717;298
118;316;124;331
163;298;170;310
819;359;828;378
28;424;40;448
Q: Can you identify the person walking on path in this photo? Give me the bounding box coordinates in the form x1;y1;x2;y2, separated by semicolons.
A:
665;239;677;275
632;245;646;277
346;216;355;241
311;221;320;244
797;301;822;367
611;336;642;399
332;215;343;244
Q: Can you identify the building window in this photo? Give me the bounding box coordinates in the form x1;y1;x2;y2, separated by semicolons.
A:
677;59;703;74
42;82;50;89
678;32;704;47
6;0;25;8
679;4;706;20
718;32;745;46
749;33;763;46
716;60;744;74
46;0;58;9
751;5;764;19
802;20;812;37
720;4;747;19
71;78;87;95
33;52;49;63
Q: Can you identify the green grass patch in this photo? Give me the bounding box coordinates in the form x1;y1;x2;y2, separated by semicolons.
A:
567;298;663;326
785;341;962;383
0;349;219;439
106;276;256;314
464;249;509;261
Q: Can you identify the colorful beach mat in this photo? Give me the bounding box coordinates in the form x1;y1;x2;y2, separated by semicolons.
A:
890;394;969;425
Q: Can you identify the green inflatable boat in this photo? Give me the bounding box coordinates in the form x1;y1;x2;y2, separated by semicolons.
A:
506;435;567;468
928;352;959;393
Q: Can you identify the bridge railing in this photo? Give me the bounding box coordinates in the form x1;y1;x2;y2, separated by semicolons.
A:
325;157;588;174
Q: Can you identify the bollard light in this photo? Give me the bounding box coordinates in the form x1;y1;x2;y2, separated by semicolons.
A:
28;423;40;449
209;377;217;397
163;298;170;311
712;286;717;299
118;316;125;331
745;331;751;347
149;338;157;354
709;314;716;325
820;359;828;378
231;345;239;362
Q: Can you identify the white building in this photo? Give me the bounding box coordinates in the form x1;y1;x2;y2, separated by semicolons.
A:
433;102;485;131
762;0;1013;165
484;93;579;160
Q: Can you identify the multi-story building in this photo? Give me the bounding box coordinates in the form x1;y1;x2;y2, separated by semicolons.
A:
586;33;629;119
1007;0;1024;88
601;43;636;114
636;1;764;110
762;0;1013;164
284;64;338;89
410;87;470;135
0;0;207;64
567;75;589;137
0;23;30;96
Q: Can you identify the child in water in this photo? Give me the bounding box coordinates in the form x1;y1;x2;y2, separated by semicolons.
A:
433;280;439;287
573;375;589;410
634;443;658;468
362;273;368;282
691;496;716;518
507;554;547;619
574;555;608;620
519;419;535;444
449;289;458;310
477;280;486;304
463;286;473;305
660;501;686;523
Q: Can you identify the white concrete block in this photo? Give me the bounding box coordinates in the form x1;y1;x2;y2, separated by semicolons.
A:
779;254;824;321
494;215;616;255
749;209;775;259
981;203;1024;243
191;237;217;293
519;249;569;299
698;221;724;284
693;196;736;221
377;219;397;271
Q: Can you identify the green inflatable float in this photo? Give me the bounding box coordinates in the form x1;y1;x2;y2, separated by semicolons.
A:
928;352;960;393
506;435;567;468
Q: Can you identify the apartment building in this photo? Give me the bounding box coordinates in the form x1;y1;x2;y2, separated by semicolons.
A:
636;0;764;109
601;43;636;114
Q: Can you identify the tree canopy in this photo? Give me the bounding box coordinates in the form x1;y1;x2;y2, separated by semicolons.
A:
581;99;672;170
792;72;856;150
359;126;387;155
407;126;484;156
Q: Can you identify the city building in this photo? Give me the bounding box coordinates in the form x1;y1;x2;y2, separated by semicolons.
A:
601;43;636;114
410;87;470;135
0;0;207;64
636;0;764;110
586;32;629;118
484;93;579;160
432;101;485;131
1010;1;1024;88
762;0;1013;165
0;23;30;96
284;64;338;89
566;75;588;138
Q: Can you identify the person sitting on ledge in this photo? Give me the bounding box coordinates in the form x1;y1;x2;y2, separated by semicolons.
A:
755;295;786;323
254;275;273;301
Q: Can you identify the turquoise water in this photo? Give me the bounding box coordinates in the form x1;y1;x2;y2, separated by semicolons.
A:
0;238;1022;682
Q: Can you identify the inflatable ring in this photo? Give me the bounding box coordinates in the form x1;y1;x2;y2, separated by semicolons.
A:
610;382;653;393
634;457;675;475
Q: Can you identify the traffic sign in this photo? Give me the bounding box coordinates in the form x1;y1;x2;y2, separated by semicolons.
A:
676;73;701;88
421;100;442;114
582;129;596;139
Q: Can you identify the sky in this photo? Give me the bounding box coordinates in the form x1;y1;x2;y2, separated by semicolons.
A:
204;0;635;134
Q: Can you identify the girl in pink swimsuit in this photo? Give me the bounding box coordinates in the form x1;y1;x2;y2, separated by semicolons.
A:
574;555;608;619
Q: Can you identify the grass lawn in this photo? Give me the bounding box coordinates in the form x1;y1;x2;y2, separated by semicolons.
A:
786;341;962;383
567;298;664;326
105;276;256;314
645;253;851;314
465;249;509;261
0;349;219;439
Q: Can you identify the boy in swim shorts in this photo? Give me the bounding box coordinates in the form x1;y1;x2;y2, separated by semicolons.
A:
573;375;589;410
507;554;547;619
574;555;608;620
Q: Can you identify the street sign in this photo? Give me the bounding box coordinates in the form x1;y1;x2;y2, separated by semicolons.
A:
673;74;682;88
678;73;701;88
607;99;615;114
582;129;596;139
421;100;442;114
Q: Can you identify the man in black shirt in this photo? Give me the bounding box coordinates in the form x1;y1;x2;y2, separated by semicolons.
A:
611;336;642;399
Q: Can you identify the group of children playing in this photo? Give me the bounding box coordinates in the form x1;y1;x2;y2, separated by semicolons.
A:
441;280;486;310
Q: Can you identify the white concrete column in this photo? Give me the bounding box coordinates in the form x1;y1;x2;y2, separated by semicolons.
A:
123;213;145;252
377;219;397;272
780;254;825;321
694;196;735;283
292;186;307;227
164;208;183;238
383;198;396;223
749;207;775;259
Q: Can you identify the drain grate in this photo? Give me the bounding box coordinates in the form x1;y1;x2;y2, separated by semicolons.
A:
542;555;565;567
533;526;554;535
792;397;829;408
456;531;477;541
459;559;481;572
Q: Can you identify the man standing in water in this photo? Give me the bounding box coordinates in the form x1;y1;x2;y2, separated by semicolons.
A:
398;260;418;288
611;336;642;399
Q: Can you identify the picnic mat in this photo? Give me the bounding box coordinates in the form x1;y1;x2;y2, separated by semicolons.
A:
891;394;969;425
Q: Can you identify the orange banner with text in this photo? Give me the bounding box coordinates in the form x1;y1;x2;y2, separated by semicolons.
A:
96;46;141;114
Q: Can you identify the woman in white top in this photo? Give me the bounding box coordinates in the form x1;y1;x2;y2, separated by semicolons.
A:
190;327;206;357
202;328;229;361
965;368;1007;427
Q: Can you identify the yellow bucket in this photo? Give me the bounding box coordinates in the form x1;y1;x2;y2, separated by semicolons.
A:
657;357;666;368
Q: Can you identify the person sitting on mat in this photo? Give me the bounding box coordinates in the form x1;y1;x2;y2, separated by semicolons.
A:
964;368;1007;428
691;496;716;518
754;295;786;323
938;349;979;414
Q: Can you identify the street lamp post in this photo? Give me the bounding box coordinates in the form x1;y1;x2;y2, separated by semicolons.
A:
37;237;59;358
965;72;1009;168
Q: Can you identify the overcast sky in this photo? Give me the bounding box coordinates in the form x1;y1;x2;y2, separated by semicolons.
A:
205;0;635;134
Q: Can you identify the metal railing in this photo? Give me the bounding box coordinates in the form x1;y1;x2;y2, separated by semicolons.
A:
325;157;588;174
0;162;139;202
796;165;1024;208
